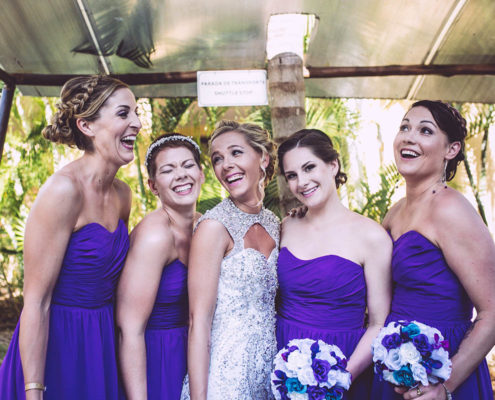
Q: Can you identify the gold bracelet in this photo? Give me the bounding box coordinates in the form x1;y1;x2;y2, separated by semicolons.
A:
441;382;452;400
25;382;46;392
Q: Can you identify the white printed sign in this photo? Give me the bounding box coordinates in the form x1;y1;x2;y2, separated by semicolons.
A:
197;70;268;107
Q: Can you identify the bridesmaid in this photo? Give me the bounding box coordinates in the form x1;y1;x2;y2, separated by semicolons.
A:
117;133;204;400
277;129;393;399
371;100;495;400
0;75;141;399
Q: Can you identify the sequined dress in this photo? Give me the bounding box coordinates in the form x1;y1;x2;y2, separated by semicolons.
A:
181;198;280;400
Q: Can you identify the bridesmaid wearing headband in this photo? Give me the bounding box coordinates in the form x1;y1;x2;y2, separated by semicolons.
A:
117;133;204;400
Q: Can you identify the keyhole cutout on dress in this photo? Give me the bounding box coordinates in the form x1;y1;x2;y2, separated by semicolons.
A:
243;223;276;259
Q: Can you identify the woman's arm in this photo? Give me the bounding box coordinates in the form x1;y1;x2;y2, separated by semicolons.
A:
19;175;82;400
187;220;230;400
401;192;495;400
346;222;393;380
116;215;173;400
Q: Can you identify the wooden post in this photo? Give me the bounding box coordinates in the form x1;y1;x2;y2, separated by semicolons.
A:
268;52;306;214
0;81;16;164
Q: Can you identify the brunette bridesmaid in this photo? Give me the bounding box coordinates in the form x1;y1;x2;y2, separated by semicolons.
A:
371;100;495;400
276;129;393;399
117;133;203;400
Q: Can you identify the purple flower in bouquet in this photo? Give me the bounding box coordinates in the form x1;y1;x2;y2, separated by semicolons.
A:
372;320;452;388
412;334;432;356
307;386;327;400
271;338;351;400
312;359;331;383
382;333;402;350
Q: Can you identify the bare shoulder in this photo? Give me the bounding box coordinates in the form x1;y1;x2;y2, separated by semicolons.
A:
114;177;131;198
350;211;392;248
194;218;230;245
382;198;405;231
281;213;301;231
34;171;83;219
431;188;486;236
113;178;132;218
131;209;174;252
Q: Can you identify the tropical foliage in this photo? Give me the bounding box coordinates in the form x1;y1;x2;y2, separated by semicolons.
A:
0;92;493;307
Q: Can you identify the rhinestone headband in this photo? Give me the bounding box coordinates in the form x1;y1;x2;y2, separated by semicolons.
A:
145;135;201;167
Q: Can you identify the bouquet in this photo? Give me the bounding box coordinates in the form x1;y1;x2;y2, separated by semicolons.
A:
372;320;452;388
271;338;351;400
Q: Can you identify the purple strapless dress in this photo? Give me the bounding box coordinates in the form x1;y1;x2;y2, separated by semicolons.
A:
371;230;493;399
276;247;372;400
0;220;129;400
145;259;188;400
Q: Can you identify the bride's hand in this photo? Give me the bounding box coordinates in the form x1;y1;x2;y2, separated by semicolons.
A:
287;206;308;218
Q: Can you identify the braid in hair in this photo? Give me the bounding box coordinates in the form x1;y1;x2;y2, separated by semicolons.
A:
43;75;128;151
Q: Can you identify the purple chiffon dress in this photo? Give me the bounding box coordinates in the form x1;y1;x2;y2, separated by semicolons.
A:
0;220;129;400
144;259;188;400
371;230;493;399
276;247;372;400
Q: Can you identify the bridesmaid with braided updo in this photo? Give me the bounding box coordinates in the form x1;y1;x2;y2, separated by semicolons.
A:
0;75;141;399
371;100;495;400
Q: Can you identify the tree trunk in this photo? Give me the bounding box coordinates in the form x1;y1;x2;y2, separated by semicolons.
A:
268;52;306;215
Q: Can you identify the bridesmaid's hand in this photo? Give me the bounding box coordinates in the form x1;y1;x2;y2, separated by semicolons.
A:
286;205;307;218
397;384;447;400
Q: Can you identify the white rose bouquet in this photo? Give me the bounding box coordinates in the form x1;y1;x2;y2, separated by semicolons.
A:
372;320;452;388
271;338;351;400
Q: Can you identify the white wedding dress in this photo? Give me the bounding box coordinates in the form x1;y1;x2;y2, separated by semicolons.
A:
181;198;279;399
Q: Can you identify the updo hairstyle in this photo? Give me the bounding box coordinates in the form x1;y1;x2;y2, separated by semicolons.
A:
209;120;277;186
146;133;201;179
411;100;467;181
278;129;347;188
42;75;129;151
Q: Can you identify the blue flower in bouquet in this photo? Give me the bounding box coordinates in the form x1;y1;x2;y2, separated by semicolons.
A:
393;365;415;387
286;378;307;393
401;322;420;340
325;386;344;400
372;320;452;388
271;338;351;400
312;358;331;383
381;333;402;350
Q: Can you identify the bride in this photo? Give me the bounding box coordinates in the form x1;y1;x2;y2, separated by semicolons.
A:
182;120;279;399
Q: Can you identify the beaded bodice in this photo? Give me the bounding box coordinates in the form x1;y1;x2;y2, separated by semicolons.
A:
200;198;279;326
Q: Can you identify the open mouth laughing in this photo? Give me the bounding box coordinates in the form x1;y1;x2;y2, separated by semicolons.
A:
225;173;244;185
400;149;420;159
173;183;193;195
120;135;137;150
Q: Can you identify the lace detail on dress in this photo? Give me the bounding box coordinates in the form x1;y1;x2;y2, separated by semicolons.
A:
182;198;280;399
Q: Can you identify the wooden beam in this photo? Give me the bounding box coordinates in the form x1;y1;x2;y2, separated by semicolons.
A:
0;81;16;164
306;64;495;78
0;68;14;85
11;71;197;86
6;64;495;87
